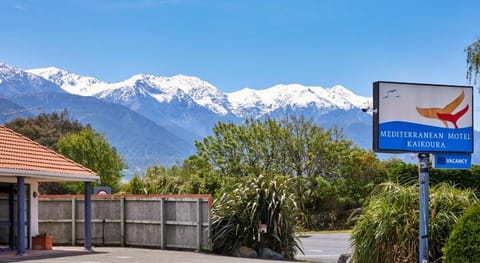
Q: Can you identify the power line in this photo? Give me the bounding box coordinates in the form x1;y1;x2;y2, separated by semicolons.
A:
2;106;43;124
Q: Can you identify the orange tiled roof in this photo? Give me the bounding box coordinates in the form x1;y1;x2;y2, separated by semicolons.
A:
0;125;97;179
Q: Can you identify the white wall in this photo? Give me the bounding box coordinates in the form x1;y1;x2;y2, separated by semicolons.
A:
28;180;39;245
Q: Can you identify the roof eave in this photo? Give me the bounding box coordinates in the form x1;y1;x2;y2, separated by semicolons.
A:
0;168;100;182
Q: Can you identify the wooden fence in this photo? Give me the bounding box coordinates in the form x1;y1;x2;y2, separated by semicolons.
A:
38;194;212;250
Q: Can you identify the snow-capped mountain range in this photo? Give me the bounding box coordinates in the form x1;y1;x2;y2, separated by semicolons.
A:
1;62;407;173
26;66;371;118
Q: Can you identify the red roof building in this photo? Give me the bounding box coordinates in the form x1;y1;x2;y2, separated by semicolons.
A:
0;125;98;180
0;125;99;255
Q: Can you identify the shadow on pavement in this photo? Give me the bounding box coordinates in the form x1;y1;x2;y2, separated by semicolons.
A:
0;247;104;262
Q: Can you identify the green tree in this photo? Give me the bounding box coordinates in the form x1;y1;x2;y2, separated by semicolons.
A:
194;117;357;181
58;127;127;193
466;39;480;85
5;110;85;194
383;158;418;185
121;160;225;196
142;165;181;194
180;156;223;194
191;117;384;229
333;148;388;224
123;175;147;194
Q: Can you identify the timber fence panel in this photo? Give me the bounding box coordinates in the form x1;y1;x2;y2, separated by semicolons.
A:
91;198;122;245
38;194;211;250
38;197;73;245
124;197;163;247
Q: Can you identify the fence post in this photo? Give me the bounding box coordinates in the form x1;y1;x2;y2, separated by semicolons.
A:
72;197;76;246
197;198;202;251
160;198;165;249
208;197;211;245
120;196;125;247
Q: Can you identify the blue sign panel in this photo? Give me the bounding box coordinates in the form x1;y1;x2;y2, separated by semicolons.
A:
378;123;472;152
433;153;472;169
373;82;474;153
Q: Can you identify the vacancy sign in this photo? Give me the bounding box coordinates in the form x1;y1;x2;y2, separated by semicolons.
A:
373;81;473;153
433;152;472;169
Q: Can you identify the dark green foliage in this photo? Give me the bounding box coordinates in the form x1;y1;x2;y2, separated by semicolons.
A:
141;165;181;194
383;158;418;185
5;110;83;151
211;175;302;260
431;166;480;192
334;149;387;222
123;175;147;194
181;156;225;194
385;159;480;193
121;163;226;195
443;202;480;263
351;182;477;263
295;175;337;230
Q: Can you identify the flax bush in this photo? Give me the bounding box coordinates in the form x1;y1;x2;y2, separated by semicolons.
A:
210;174;302;260
351;182;476;263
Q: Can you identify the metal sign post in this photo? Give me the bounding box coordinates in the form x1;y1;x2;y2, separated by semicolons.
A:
418;153;429;263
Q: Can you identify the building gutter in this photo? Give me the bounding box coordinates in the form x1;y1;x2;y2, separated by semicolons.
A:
0;168;100;182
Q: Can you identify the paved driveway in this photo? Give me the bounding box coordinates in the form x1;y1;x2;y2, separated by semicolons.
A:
0;247;297;263
296;232;352;263
0;233;351;263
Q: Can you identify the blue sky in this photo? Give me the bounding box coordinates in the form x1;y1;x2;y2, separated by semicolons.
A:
1;0;479;97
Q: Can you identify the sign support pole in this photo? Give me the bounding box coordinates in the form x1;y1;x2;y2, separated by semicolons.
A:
418;153;429;263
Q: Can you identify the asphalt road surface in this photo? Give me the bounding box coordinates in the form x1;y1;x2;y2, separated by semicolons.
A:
296;232;352;263
0;247;298;263
0;233;351;263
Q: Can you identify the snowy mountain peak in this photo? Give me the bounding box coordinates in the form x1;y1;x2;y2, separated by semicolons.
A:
0;62;64;96
1;62;26;78
327;85;371;109
227;83;370;117
22;63;370;119
106;73;229;115
27;67;109;96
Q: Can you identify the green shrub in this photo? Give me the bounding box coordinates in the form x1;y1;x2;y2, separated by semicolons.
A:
210;175;302;260
351;182;476;263
443;201;480;262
